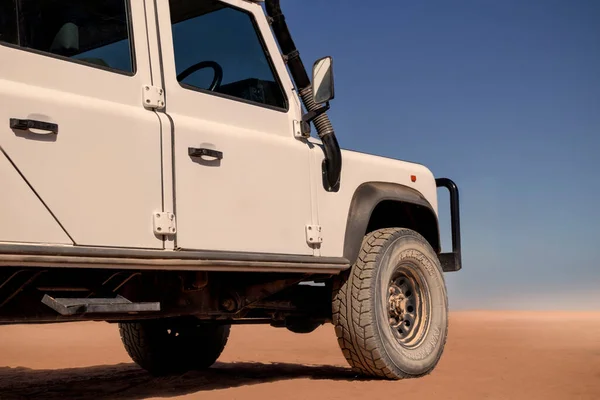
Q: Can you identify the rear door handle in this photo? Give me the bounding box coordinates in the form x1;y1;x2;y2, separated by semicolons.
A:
10;118;58;134
188;147;223;160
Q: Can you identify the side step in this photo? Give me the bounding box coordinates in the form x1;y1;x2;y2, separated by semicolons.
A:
41;294;160;316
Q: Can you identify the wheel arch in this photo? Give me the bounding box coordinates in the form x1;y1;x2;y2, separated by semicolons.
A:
343;182;441;265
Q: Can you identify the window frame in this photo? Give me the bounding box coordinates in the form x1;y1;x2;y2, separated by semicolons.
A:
0;0;138;77
171;1;289;113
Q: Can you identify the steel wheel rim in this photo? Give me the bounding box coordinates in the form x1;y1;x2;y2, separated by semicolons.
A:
387;263;431;348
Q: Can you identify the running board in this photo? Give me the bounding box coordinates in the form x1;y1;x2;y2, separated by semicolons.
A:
41;294;160;316
0;244;350;274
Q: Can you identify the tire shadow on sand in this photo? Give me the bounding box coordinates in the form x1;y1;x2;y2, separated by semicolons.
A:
0;361;362;399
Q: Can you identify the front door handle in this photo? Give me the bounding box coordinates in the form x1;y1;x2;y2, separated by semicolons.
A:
10;118;58;134
188;147;223;160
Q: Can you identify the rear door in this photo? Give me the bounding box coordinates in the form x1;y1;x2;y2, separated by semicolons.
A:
153;0;315;255
0;0;164;248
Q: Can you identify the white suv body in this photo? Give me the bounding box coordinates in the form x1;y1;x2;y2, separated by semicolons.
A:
0;0;462;380
0;0;437;257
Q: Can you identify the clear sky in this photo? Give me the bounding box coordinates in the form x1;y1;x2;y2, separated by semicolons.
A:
281;0;600;310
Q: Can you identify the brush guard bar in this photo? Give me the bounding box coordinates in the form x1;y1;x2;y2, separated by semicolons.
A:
436;178;462;272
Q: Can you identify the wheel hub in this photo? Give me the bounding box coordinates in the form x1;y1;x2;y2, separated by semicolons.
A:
388;286;408;321
387;268;426;346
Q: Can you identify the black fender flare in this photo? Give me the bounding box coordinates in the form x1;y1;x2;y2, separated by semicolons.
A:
343;182;440;265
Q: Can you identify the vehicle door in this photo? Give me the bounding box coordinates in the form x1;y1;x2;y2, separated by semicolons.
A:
153;0;315;255
0;0;164;248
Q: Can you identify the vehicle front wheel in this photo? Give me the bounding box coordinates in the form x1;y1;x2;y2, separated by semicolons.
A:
332;228;448;379
118;318;230;376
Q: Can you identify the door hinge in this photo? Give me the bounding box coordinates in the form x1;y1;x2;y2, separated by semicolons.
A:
153;212;176;236
143;85;165;109
305;225;323;245
293;119;310;139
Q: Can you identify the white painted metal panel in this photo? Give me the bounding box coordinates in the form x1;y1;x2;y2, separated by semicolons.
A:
153;0;314;255
0;1;163;248
311;143;439;258
0;150;72;245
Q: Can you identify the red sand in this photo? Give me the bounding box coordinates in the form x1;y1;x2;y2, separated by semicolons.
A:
1;311;599;399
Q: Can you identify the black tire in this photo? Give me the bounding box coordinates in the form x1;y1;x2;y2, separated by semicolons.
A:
332;228;448;380
118;318;230;376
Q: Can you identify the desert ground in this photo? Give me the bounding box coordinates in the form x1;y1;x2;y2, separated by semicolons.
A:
0;311;599;400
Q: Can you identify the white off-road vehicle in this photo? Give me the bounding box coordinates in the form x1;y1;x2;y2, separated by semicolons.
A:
0;0;462;379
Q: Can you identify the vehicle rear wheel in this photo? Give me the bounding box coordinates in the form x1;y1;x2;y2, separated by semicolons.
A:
118;318;230;376
332;228;448;379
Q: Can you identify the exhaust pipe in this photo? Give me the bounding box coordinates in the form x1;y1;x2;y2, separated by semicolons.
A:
265;0;342;191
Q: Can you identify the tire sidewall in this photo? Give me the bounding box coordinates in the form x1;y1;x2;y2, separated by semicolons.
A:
373;230;448;376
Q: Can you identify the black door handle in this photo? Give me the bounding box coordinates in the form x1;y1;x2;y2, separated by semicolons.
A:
10;118;58;134
188;147;223;160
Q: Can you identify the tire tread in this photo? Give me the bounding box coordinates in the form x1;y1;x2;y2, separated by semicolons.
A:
119;320;230;376
332;228;448;379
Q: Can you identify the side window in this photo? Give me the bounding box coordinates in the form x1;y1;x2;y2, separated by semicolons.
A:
0;0;135;74
0;2;18;45
169;1;287;110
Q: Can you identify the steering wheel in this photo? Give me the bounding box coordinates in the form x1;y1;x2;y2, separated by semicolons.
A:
177;60;223;91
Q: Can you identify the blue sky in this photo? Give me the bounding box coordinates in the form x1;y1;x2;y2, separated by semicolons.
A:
281;0;600;309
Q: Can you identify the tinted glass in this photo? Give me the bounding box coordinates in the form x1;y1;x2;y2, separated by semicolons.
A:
169;1;287;110
0;1;18;45
0;0;134;74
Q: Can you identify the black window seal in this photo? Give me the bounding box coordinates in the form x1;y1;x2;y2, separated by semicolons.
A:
0;0;138;77
171;2;290;113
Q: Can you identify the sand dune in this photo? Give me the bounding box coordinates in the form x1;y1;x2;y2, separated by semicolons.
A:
0;311;599;400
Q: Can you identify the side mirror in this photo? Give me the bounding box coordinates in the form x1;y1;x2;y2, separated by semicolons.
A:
312;56;335;105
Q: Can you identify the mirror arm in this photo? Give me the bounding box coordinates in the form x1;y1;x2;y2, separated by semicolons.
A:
302;102;330;124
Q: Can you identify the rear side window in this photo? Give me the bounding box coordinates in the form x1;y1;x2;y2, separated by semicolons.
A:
0;2;18;45
0;0;135;74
